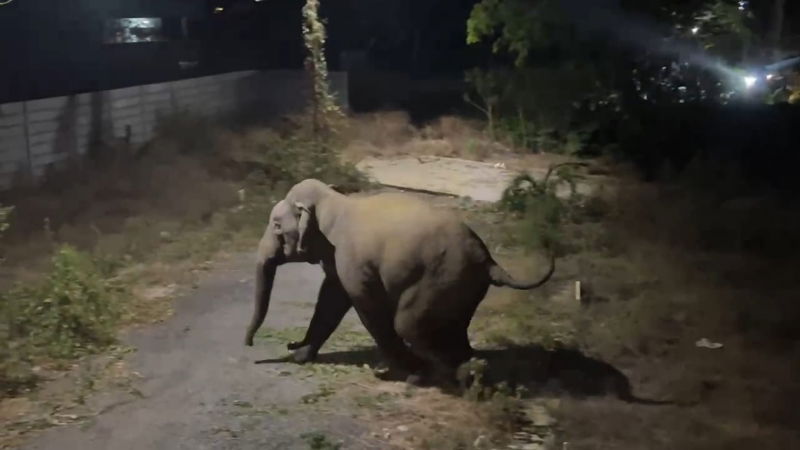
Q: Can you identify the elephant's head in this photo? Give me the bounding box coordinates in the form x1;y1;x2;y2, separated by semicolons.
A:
244;183;342;347
244;199;305;346
284;179;340;256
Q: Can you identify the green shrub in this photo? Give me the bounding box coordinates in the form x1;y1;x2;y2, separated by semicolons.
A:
10;245;122;357
1;245;125;394
499;164;586;254
230;132;370;193
300;431;342;450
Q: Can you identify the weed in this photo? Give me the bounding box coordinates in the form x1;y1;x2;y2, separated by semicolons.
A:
300;431;342;450
1;245;125;396
300;384;336;404
499;164;587;254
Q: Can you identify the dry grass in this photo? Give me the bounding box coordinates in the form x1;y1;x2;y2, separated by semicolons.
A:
339;111;511;163
348;381;529;450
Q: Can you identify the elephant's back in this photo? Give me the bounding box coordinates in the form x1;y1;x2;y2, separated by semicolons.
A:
349;193;490;295
355;193;456;229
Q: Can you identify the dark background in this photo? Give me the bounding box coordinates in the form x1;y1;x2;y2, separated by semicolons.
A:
0;0;486;105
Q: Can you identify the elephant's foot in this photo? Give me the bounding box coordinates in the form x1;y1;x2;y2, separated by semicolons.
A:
287;339;309;351
290;345;318;364
405;372;434;387
371;364;408;382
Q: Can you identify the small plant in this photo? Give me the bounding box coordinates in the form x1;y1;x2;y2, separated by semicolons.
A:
464;69;505;139
9;245;123;358
1;245;126;395
300;431;343;450
499;163;587;253
300;384;336;404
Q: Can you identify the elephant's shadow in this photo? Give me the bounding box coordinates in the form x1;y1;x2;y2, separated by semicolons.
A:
259;344;647;402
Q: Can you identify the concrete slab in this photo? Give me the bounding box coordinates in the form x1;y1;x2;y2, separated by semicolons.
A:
356;156;594;202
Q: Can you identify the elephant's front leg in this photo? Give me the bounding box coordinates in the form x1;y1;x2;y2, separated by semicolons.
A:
289;275;352;364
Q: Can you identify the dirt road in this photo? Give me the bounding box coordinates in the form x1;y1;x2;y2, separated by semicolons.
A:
22;254;381;450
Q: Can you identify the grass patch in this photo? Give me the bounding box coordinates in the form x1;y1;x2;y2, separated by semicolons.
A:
300;384;336;405
300;431;343;450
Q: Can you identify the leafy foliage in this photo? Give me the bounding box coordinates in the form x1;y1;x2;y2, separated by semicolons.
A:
465;65;615;152
1;246;125;395
467;0;568;67
226;129;370;193
500;163;586;253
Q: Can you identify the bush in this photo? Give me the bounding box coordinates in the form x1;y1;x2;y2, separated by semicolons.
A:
1;245;124;395
224;128;370;193
499;164;586;254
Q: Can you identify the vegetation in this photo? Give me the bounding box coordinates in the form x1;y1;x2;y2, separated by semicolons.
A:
499;163;587;253
302;0;344;136
464;0;798;162
300;431;343;450
1;246;124;395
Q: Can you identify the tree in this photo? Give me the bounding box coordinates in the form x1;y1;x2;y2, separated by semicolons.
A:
302;0;343;137
466;0;770;106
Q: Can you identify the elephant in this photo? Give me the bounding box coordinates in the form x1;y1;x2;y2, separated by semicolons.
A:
245;179;555;384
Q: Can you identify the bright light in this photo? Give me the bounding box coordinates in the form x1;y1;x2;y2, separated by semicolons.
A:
743;76;757;88
214;6;224;13
766;73;775;80
691;26;700;35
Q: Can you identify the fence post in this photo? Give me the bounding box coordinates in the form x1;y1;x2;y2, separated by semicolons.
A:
21;100;33;185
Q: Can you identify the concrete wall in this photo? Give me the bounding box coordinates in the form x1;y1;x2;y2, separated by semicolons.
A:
0;69;348;190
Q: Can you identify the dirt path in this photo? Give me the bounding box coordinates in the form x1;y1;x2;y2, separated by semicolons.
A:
21;254;380;450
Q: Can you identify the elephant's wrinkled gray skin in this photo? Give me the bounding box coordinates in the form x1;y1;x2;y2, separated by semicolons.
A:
246;179;555;384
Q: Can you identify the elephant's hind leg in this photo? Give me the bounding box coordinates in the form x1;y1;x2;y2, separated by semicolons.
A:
290;275;352;364
353;302;428;380
396;315;472;385
394;285;481;386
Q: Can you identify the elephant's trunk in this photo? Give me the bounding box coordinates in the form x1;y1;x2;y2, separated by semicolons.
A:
244;261;278;346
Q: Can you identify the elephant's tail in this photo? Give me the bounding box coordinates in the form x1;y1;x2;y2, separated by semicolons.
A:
489;253;555;290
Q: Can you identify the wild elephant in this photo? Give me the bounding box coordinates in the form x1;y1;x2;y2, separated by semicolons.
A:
245;179;555;384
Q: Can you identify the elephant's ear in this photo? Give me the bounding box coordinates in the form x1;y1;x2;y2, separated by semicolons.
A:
294;201;313;255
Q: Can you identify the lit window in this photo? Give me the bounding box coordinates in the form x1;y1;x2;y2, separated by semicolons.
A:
103;18;167;44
